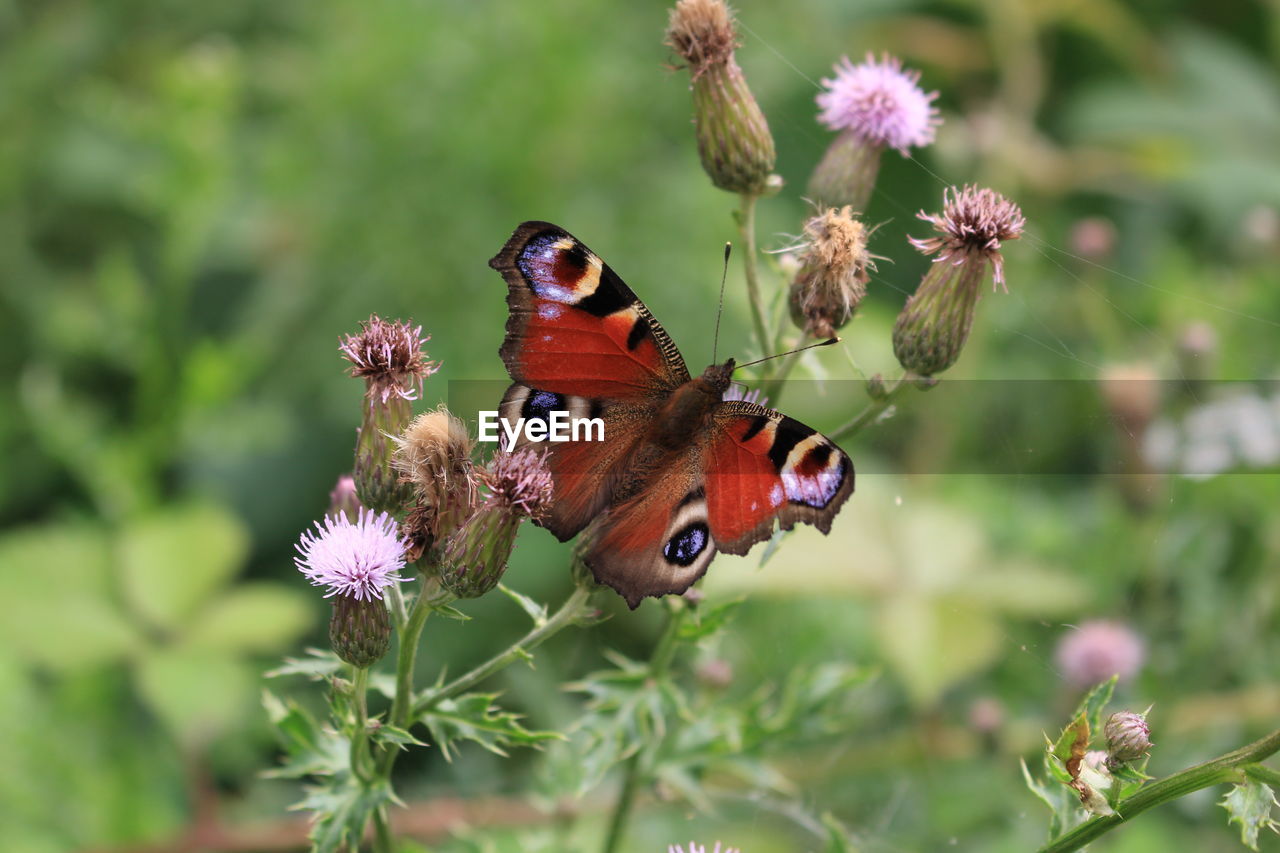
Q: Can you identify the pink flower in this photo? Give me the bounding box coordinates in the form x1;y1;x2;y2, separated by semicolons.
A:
910;185;1025;289
816;53;940;154
723;384;769;408
668;844;741;853
1054;620;1146;688
294;508;411;601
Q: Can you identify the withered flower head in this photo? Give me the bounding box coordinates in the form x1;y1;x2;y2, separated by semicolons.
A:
438;449;554;599
665;0;776;195
909;185;1025;291
665;0;737;76
788;205;875;338
339;315;437;404
392;407;478;558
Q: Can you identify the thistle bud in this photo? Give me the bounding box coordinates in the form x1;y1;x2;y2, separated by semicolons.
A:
340;316;438;514
328;475;364;520
392;407;478;558
1104;711;1152;765
329;593;391;668
892;185;1024;376
787;206;874;338
439;449;553;598
809;54;940;210
666;0;776;195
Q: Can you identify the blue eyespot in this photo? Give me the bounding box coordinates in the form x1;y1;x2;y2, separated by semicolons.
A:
663;522;709;567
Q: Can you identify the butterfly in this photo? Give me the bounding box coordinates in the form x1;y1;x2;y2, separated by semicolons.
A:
490;221;854;608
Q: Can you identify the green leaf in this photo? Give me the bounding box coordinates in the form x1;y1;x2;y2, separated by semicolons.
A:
118;503;248;632
370;723;426;749
134;646;255;744
0;523;143;669
266;648;345;680
262;691;348;779
1073;676;1117;735
758;526;792;568
1221;779;1279;851
418;693;563;761
677;598;741;642
499;584;547;624
185;582;313;653
300;777;394;853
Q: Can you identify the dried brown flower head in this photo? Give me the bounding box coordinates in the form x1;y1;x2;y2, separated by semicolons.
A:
909;185;1025;290
392;407;478;553
788;205;875;338
339;315;438;404
665;0;738;76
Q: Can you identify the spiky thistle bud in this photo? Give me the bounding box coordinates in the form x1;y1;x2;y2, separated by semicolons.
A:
787;205;875;338
892;185;1024;376
328;474;364;520
439;448;554;598
340;316;438;514
294;509;411;668
1104;711;1152;765
809;54;940;210
666;0;776;195
391;407;479;560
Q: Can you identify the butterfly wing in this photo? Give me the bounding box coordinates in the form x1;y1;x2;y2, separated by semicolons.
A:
490;221;690;397
580;449;716;609
703;401;854;554
581;402;854;609
491;222;690;541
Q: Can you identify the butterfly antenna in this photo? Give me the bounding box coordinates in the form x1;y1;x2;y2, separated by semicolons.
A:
735;337;839;370
711;242;731;364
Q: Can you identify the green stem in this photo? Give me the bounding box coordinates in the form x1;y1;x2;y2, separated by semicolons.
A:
829;376;911;443
377;583;434;776
349;665;372;780
759;347;803;406
737;193;771;367
372;805;395;853
412;584;595;716
1037;727;1280;853
601;603;689;853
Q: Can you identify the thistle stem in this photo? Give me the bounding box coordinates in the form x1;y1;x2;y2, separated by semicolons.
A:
412;584;594;716
377;582;434;775
738;193;772;367
601;603;689;853
350;665;372;780
760;347;804;406
829;376;911;442
372;806;394;853
1037;727;1280;853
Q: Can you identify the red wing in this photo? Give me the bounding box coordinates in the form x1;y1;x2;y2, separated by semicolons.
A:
580;451;715;610
491;222;690;400
703;401;854;555
498;384;652;542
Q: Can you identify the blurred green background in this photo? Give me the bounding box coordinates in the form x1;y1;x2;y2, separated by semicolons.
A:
2;0;1278;851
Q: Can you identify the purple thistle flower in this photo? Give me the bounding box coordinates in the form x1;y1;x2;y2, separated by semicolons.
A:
910;185;1025;290
294;508;411;601
816;53;940;155
485;448;554;520
668;844;741;853
1054;620;1146;688
723;383;769;409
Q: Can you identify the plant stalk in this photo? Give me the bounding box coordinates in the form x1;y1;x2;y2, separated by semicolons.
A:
1037;727;1280;853
737;193;772;367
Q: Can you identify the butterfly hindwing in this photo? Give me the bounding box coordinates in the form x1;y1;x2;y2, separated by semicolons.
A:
703;401;854;555
490;222;690;399
581;454;716;610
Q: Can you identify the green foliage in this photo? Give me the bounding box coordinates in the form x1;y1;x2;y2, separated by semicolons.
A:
1221;779;1280;851
418;693;563;761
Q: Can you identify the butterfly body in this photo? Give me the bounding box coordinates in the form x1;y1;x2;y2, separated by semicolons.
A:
491;222;853;608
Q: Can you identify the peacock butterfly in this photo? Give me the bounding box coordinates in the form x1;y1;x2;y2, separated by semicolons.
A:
490;221;854;608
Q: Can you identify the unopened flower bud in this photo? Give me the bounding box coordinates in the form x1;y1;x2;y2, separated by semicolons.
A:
865;373;888;400
666;0;776;195
1105;711;1152;764
439;449;553;598
328;475;364;520
787;206;874;339
392;407;478;558
809;54;940;210
329;593;391;668
893;185;1024;376
340;316;438;514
